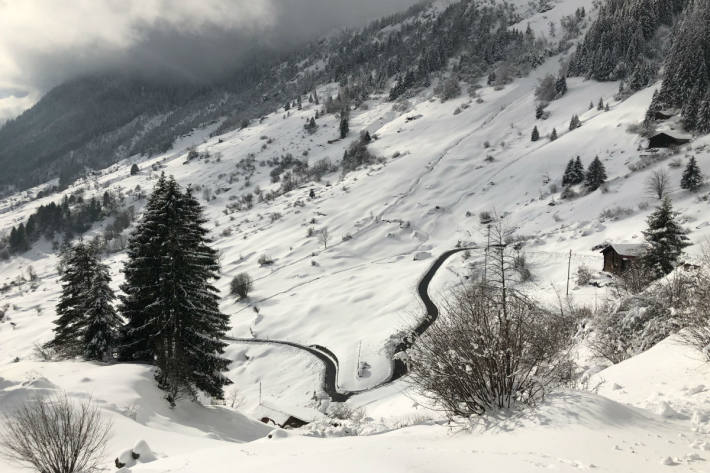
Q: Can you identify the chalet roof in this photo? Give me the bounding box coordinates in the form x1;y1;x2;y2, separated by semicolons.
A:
601;243;647;257
252;402;316;425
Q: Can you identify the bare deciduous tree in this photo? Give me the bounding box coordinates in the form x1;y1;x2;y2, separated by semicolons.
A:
318;227;329;249
646;169;670;200
0;393;112;473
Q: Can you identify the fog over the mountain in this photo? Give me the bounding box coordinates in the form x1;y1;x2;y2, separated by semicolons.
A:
0;0;419;122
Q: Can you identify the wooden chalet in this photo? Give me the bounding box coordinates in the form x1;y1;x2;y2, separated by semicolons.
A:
648;132;690;149
601;244;647;275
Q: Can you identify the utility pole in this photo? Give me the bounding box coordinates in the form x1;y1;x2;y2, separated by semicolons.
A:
566;249;572;296
356;341;362;378
483;223;491;282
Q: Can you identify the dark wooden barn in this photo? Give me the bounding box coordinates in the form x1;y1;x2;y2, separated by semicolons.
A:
601;244;647;275
648;133;690;149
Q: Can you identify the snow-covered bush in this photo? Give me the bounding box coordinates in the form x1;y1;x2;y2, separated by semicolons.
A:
590;296;680;364
408;283;574;417
258;254;274;266
576;265;593;286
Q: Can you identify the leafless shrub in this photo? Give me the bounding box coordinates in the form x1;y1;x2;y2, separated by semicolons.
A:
32;343;56;361
680;248;710;358
513;252;532;282
612;260;654;296
408;282;574;417
230;273;253;299
0;393;112;473
576;265;593;286
326;403;365;422
599;206;634;222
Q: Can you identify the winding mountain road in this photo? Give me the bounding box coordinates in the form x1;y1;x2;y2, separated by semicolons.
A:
225;247;471;402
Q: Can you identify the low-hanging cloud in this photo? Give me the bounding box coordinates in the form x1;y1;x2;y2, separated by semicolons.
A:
0;0;419;122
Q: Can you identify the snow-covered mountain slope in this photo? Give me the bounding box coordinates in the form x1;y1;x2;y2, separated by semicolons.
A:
2;0;710;471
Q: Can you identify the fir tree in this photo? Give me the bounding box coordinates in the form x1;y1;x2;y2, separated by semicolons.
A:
597;98;604;111
562;159;575;186
120;175;232;405
8;224;29;253
642;196;690;277
569;114;581;130
681;156;704;192
531;126;540;142
81;257;121;361
119;173;169;362
550;128;558;141
45;242;118;360
585;156;607;191
572;156;585;184
554;76;568;98
339;115;349;139
45;243;96;357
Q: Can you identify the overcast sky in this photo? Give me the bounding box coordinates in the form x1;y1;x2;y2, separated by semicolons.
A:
0;0;419;123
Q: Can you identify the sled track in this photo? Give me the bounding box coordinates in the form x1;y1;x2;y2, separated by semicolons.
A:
225;247;471;401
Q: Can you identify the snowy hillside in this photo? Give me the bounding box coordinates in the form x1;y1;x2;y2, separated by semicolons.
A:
2;0;710;471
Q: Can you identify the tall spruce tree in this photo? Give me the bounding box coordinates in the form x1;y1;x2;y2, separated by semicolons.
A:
642;196;690;277
45;242;97;357
562;159;575;186
585;156;607;191
45;242;119;360
120;175;232;405
81;257;121;361
572;156;585;184
119;174;169;362
681;156;704;191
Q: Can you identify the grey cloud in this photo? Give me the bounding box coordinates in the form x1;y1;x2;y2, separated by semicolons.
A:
3;0;420;94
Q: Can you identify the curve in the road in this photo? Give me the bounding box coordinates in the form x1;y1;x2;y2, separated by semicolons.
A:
225;247;472;401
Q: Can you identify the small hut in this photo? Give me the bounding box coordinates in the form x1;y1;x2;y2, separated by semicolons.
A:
254;404;313;429
601;244;647;275
648;132;690;149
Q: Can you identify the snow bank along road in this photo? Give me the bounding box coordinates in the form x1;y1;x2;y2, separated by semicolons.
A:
225;247;472;402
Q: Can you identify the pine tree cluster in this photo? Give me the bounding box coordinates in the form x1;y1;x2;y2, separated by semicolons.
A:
562;157;586;186
649;0;710;132
120;175;232;405
44;175;232;406
568;0;687;89
561;156;607;191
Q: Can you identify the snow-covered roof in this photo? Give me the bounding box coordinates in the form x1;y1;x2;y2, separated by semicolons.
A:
602;244;647;257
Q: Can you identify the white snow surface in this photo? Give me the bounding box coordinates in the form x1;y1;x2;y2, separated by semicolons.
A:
2;0;710;470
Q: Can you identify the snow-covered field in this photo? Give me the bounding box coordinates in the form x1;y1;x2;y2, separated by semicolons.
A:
3;0;710;470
